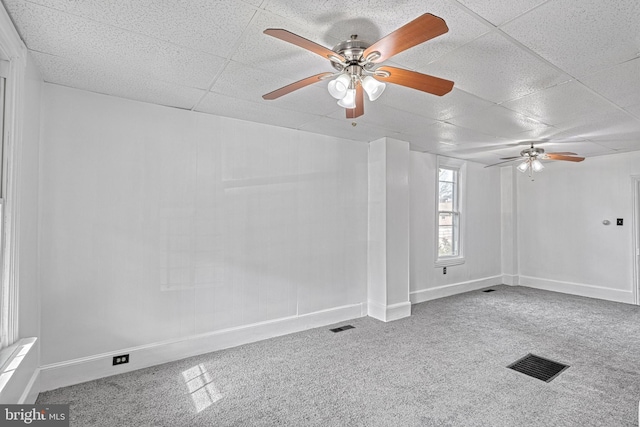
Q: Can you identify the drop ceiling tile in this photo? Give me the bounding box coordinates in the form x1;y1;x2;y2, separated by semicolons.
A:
195;92;319;130
455;0;549;26
501;80;619;125
551;110;640;142
13;0;258;57
31;51;206;110
378;86;494;121
402;121;506;153
5;1;226;90
328;103;437;135
448;105;552;138
594;140;640;152
502;0;640;77
426;31;571;103
389;2;491;69
210;60;305;104
262;0;440;48
268;85;341;117
231;10;340;80
625;104;640;118
537;141;615;157
298;116;397;143
580;58;640;108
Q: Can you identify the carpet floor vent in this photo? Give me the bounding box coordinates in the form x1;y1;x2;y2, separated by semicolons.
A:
330;325;355;333
507;353;569;382
482;289;496;293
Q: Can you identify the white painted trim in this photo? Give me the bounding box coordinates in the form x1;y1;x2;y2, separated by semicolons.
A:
18;367;39;404
0;337;37;403
435;156;467;267
519;275;634;304
39;303;366;392
367;301;411;322
501;274;519;286
0;2;27;351
410;275;503;304
631;175;640;306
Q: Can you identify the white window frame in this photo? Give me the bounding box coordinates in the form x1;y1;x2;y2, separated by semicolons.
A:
0;3;27;352
435;156;466;267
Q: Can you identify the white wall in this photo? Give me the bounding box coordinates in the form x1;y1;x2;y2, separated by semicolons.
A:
409;152;502;302
38;84;368;387
517;152;640;303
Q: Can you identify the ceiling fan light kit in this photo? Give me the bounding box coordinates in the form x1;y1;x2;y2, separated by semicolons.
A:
262;13;455;118
486;143;585;176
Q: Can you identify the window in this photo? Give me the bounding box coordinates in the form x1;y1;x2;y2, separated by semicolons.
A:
436;157;465;266
0;60;7;350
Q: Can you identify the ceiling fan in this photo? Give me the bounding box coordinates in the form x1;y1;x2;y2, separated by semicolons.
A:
486;143;585;174
261;13;454;119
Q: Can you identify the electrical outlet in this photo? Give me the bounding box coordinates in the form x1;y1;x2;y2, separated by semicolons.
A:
443;267;447;274
113;354;129;366
617;218;623;226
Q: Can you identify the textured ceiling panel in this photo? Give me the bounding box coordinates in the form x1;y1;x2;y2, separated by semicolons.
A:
386;2;491;70
502;0;640;78
4;0;226;90
501;80;619;125
456;0;549;26
448;105;553;138
10;0;258;57
298;116;397;143
551;110;640;142
195;92;318;130
580;58;640;108
425;31;571;104
3;0;640;164
231;10;339;80
30;51;207;110
378;86;494;121
330;102;437;135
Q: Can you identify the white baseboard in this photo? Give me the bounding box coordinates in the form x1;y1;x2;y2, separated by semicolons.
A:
410;275;502;304
367;301;411;322
40;303;366;392
502;274;519;286
519;276;634;304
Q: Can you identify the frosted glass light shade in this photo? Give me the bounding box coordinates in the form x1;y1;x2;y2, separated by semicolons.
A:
362;76;386;101
531;159;545;172
337;89;356;108
328;74;351;99
517;161;529;173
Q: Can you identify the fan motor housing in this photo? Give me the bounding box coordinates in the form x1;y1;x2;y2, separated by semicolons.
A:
521;147;544;157
331;37;370;70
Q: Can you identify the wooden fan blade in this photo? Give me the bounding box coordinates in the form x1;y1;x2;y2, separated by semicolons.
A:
264;29;345;62
375;66;453;96
499;156;522;160
263;72;333;100
484;158;521;168
547;152;577;155
363;13;448;63
546;154;585;162
346;85;364;118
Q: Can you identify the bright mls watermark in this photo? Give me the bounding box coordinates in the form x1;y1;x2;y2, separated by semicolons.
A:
0;405;69;426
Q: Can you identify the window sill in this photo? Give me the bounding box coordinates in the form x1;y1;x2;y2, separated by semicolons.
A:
435;257;465;267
